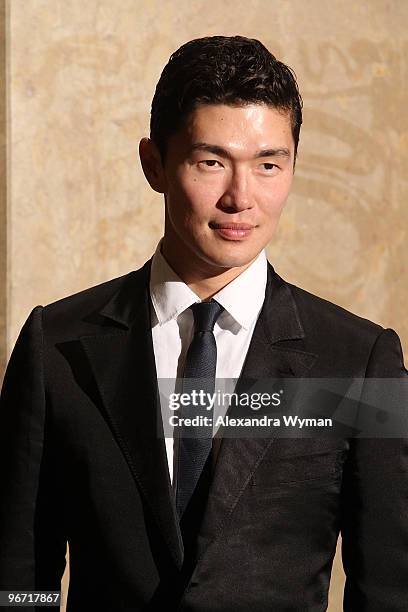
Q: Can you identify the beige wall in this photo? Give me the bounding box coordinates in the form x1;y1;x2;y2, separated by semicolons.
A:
3;1;408;610
0;0;6;378
7;0;408;355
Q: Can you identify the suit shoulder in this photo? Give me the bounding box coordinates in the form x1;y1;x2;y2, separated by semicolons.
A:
287;281;383;343
45;272;130;311
286;282;407;375
41;267;143;338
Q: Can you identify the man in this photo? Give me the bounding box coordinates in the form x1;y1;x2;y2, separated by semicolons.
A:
0;36;407;611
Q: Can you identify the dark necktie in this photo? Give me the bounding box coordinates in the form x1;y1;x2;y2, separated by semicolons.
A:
175;300;224;519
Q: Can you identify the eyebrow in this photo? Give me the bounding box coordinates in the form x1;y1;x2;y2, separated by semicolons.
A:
190;142;291;160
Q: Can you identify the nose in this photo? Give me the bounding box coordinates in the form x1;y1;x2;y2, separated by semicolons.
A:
219;168;252;212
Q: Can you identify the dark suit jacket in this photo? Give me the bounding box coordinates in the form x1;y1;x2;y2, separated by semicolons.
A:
0;260;407;611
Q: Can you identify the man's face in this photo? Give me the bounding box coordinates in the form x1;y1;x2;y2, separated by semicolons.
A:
158;103;295;276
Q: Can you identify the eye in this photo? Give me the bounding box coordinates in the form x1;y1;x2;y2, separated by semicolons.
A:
198;159;223;169
260;162;278;171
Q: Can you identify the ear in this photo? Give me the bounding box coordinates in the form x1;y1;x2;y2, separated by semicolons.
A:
139;137;167;193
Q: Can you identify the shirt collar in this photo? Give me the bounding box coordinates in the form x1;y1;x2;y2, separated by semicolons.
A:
149;240;267;330
213;249;267;330
150;242;199;326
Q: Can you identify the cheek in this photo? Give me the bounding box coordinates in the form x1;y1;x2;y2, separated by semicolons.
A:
179;179;221;217
166;183;211;235
265;178;292;212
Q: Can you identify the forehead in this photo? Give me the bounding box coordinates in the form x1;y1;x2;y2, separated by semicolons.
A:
179;103;294;153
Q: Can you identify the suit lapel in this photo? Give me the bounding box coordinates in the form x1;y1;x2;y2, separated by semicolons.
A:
196;263;318;558
79;260;184;569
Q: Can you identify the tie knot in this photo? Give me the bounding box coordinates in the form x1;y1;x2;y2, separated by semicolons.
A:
190;300;224;333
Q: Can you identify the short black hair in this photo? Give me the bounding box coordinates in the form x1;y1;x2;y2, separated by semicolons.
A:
150;35;303;162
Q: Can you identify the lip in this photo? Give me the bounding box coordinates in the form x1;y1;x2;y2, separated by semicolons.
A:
210;222;255;240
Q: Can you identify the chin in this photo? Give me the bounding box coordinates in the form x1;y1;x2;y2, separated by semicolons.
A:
199;248;259;271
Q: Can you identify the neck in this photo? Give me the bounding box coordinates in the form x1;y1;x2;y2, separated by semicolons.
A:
186;265;253;301
160;241;256;301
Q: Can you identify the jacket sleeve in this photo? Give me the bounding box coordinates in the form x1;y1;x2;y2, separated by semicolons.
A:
0;306;67;598
341;328;408;611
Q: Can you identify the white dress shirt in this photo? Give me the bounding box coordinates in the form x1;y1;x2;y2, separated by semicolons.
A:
149;242;268;485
